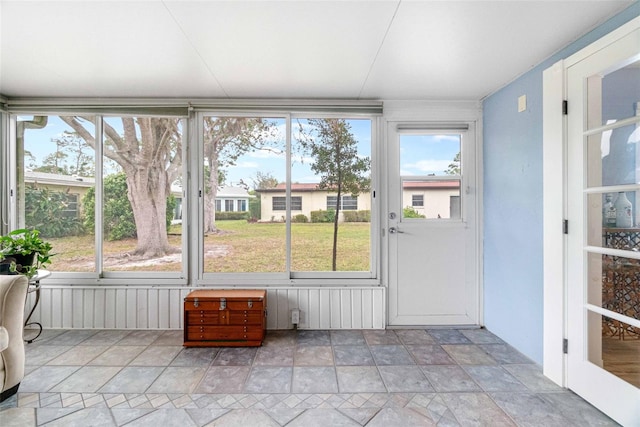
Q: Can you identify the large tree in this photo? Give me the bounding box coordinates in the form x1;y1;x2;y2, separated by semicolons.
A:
297;119;370;271
62;115;277;258
61;116;181;258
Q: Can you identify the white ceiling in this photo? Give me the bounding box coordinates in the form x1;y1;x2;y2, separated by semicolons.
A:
0;0;634;101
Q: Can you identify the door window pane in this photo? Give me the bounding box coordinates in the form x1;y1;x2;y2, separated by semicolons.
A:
291;118;371;272
19;115;96;273
203;116;286;273
399;134;461;220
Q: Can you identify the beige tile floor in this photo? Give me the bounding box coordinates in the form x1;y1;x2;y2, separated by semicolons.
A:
0;328;619;426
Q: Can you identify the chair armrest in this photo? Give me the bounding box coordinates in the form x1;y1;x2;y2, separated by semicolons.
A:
0;326;8;352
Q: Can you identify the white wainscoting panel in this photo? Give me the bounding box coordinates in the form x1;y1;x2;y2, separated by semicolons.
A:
26;286;386;330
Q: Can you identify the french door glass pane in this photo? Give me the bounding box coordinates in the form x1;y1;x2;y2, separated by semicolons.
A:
203;116;286;273
595;59;640;127
588;312;640;388
586;127;639;188
588;252;640;322
290;118;371;272
588;192;639;247
18;115;96;273
399;134;461;220
102;117;183;272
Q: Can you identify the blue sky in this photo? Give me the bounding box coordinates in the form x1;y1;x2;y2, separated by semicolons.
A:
22;116;461;186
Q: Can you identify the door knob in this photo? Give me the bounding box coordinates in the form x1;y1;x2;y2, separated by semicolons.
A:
389;227;404;234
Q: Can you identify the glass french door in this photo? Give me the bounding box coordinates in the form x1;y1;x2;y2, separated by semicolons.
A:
566;23;640;426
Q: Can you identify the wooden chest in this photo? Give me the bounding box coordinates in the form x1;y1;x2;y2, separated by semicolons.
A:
183;289;266;347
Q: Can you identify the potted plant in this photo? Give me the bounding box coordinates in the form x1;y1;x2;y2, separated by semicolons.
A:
0;228;54;278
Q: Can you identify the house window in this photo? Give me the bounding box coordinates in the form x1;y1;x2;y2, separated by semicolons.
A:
272;197;286;211
215;199;221;212
291;196;302;211
225;199;234;211
326;195;358;210
412;195;424;207
238;199;246;211
272;196;301;211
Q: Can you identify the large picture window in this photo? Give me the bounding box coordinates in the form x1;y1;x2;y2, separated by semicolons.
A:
8;109;376;282
14;114;186;276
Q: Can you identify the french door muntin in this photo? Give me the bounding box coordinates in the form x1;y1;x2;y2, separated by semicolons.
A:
196;111;377;283
566;23;640;426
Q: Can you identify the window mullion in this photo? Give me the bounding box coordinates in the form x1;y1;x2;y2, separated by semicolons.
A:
285;115;292;276
95;116;104;276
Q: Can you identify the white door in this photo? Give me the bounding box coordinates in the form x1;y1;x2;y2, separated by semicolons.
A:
387;123;478;325
566;24;640;426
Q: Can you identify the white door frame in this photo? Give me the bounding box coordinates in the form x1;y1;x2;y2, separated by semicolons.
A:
381;101;483;327
543;15;640;425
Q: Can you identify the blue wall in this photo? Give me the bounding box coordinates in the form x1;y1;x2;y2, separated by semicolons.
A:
482;3;640;364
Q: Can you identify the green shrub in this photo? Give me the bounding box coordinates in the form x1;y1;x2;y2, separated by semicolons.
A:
292;214;308;223
342;210;371;222
403;206;425;218
215;211;250;220
248;196;261;221
310;209;336;223
24;186;85;237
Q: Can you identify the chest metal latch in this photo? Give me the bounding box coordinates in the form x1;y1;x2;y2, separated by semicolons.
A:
219;298;226;310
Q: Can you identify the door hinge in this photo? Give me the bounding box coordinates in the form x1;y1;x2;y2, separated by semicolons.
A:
562;100;568;115
563;219;569;234
563;338;568;354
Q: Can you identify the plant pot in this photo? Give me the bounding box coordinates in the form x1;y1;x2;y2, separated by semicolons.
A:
2;253;36;274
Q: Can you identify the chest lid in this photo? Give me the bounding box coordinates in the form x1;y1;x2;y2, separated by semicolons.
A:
185;289;265;310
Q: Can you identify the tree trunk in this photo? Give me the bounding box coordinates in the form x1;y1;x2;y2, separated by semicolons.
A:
125;163;174;257
204;150;219;233
332;187;341;271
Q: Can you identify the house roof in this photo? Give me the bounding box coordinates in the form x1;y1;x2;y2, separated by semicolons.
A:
24;171;252;198
256;183;321;193
402;181;460;190
256;181;459;193
24;171;95;188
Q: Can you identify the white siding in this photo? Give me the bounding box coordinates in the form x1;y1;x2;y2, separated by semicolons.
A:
25;286;386;330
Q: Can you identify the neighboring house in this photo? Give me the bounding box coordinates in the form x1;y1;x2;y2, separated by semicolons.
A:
403;180;460;219
214;185;254;213
23;171;95;220
257;181;459;221
256;183;370;222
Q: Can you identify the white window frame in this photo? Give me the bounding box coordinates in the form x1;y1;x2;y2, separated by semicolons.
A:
197;111;379;285
6;112;189;285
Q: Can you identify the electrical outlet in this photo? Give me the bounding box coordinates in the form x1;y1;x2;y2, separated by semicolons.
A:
291;309;300;324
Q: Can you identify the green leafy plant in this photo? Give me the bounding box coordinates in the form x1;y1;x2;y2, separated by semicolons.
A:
403;206;426;219
0;228;54;278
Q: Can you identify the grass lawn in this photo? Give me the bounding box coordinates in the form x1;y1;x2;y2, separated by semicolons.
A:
47;220;370;273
